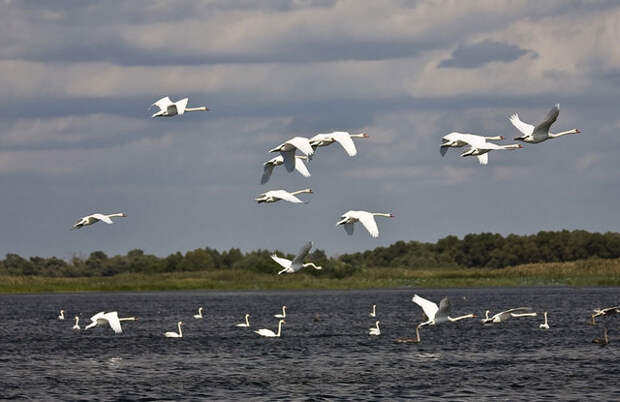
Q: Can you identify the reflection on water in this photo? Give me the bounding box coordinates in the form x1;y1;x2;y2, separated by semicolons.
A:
0;287;618;400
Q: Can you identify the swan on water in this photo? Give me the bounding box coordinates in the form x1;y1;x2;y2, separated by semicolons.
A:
408;294;476;343
271;241;323;274
72;316;80;330
539;312;549;329
255;320;286;337
370;304;377;318
309;131;369;157
274;306;287;318
509;104;580;144
440;132;503;157
193;307;204;319
71;213;127;230
369;320;381;336
591;305;619;325
269;137;314;173
261;154;311;184
151;97;208;118
480;307;532;324
336;210;394;238
58;310;65;320
255;188;312;204
235;314;250;327
165;321;183;338
84;311;136;334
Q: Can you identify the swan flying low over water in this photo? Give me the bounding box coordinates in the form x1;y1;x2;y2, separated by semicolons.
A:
84;311;136;334
165;321;183;338
255;320;286;337
71;213;127;230
309;131;369;157
255;188;312;204
336;210;394;238
261;155;311;184
509;104;580;143
591;305;619;325
271;242;323;274
480;307;532;324
151;97;208;117
410;294;476;343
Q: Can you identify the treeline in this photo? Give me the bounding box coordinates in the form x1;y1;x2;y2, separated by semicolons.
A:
1;230;620;278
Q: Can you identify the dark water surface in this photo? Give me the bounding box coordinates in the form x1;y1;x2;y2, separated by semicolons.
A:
1;287;618;401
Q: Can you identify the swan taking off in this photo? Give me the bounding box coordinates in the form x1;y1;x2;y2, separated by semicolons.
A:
336;210;394;238
271;241;323;274
58;310;65;320
71;213;127;230
165;321;183;338
539;312;549;329
274;306;287;318
269;137;314;173
151;97;208;118
72;316;80;330
440;132;503;157
235;314;250;327
255;320;285;337
410;294;476;343
370;304;377;318
369;320;381;336
459;137;522;165
309;131;369;157
509;104;580;144
591;305;619;325
261;155;311;184
84;311;136;334
255;188;312;204
193;307;204;319
480;307;532;324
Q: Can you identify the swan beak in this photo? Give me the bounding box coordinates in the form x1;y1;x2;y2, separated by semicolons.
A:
389;214;395;218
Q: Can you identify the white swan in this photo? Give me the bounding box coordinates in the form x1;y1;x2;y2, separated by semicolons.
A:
459;138;522;165
71;213;127;230
72;316;80;330
58;309;65;320
193;307;204;319
510;312;538;317
274;306;287;318
309;131;369;157
410;294;476;343
336;210;394;238
84;311;136;334
255;320;285;337
151;97;208;118
261;155;310;184
369;304;376;318
440;132;503;157
165;321;183;338
272;241;323;274
591;305;619;325
235;314;250;327
255;188;312;204
369;320;381;336
269;137;314;173
539;312;549;329
480;307;532;324
509;104;580;143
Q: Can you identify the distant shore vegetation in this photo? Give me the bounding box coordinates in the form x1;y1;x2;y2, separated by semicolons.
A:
1;230;619;293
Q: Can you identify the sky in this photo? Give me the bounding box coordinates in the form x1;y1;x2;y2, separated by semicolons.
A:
2;0;620;259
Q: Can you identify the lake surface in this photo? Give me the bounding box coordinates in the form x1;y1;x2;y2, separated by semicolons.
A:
1;287;618;401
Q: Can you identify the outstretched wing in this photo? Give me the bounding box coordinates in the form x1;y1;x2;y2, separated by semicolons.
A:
533;104;560;137
294;157;311;177
281;150;296;172
330;132;357;156
269;190;303;204
477;153;488;165
270;254;291;269
343;223;355;235
440;145;449;157
437;297;451;317
104;311;123;334
509;113;534;135
412;294;439;321
91;214;113;224
152;97;173;111
286;137;314;156
174;98;189;115
292;241;313;266
261;164;275;184
356;212;379;238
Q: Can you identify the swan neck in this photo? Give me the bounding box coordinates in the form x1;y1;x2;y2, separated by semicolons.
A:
549;130;576;138
185;106;208;112
291;188;311;195
372;212;392;217
450;313;474;321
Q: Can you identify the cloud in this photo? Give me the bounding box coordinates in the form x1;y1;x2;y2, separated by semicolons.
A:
439;40;533;68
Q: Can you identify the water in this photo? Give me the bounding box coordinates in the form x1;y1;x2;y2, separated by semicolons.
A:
1;287;618;401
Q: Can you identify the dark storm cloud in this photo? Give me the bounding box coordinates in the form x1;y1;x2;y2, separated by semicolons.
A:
439;41;534;69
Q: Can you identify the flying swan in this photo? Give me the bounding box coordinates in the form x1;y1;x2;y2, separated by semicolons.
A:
255;188;312;204
480;307;532;324
255;320;286;337
408;294;476;343
151;97;208;118
459;135;522;165
336;210;394;238
509;104;580;144
84;311;136;334
71;213;127;230
309;131;369;157
165;321;183;338
261;155;311;184
591;305;619;325
440;132;503;157
271;242;323;274
269;137;314;173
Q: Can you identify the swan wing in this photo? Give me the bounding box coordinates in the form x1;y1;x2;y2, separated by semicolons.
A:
271;254;292;269
460;134;487;147
261;163;275;184
292;241;313;266
330;132;357;156
281;150;296;172
356;212;379;238
294;157;311;177
91;214;114;224
412;294;439;321
270;190;304;204
494;307;531;321
437;297;451;317
477;153;488;165
343;223;355;235
104;312;123;334
287;137;314;156
509;113;534;135
533;104;559;137
152;97;173;111
174;98;189;115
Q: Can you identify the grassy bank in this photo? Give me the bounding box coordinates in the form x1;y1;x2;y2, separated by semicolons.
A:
1;258;619;294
